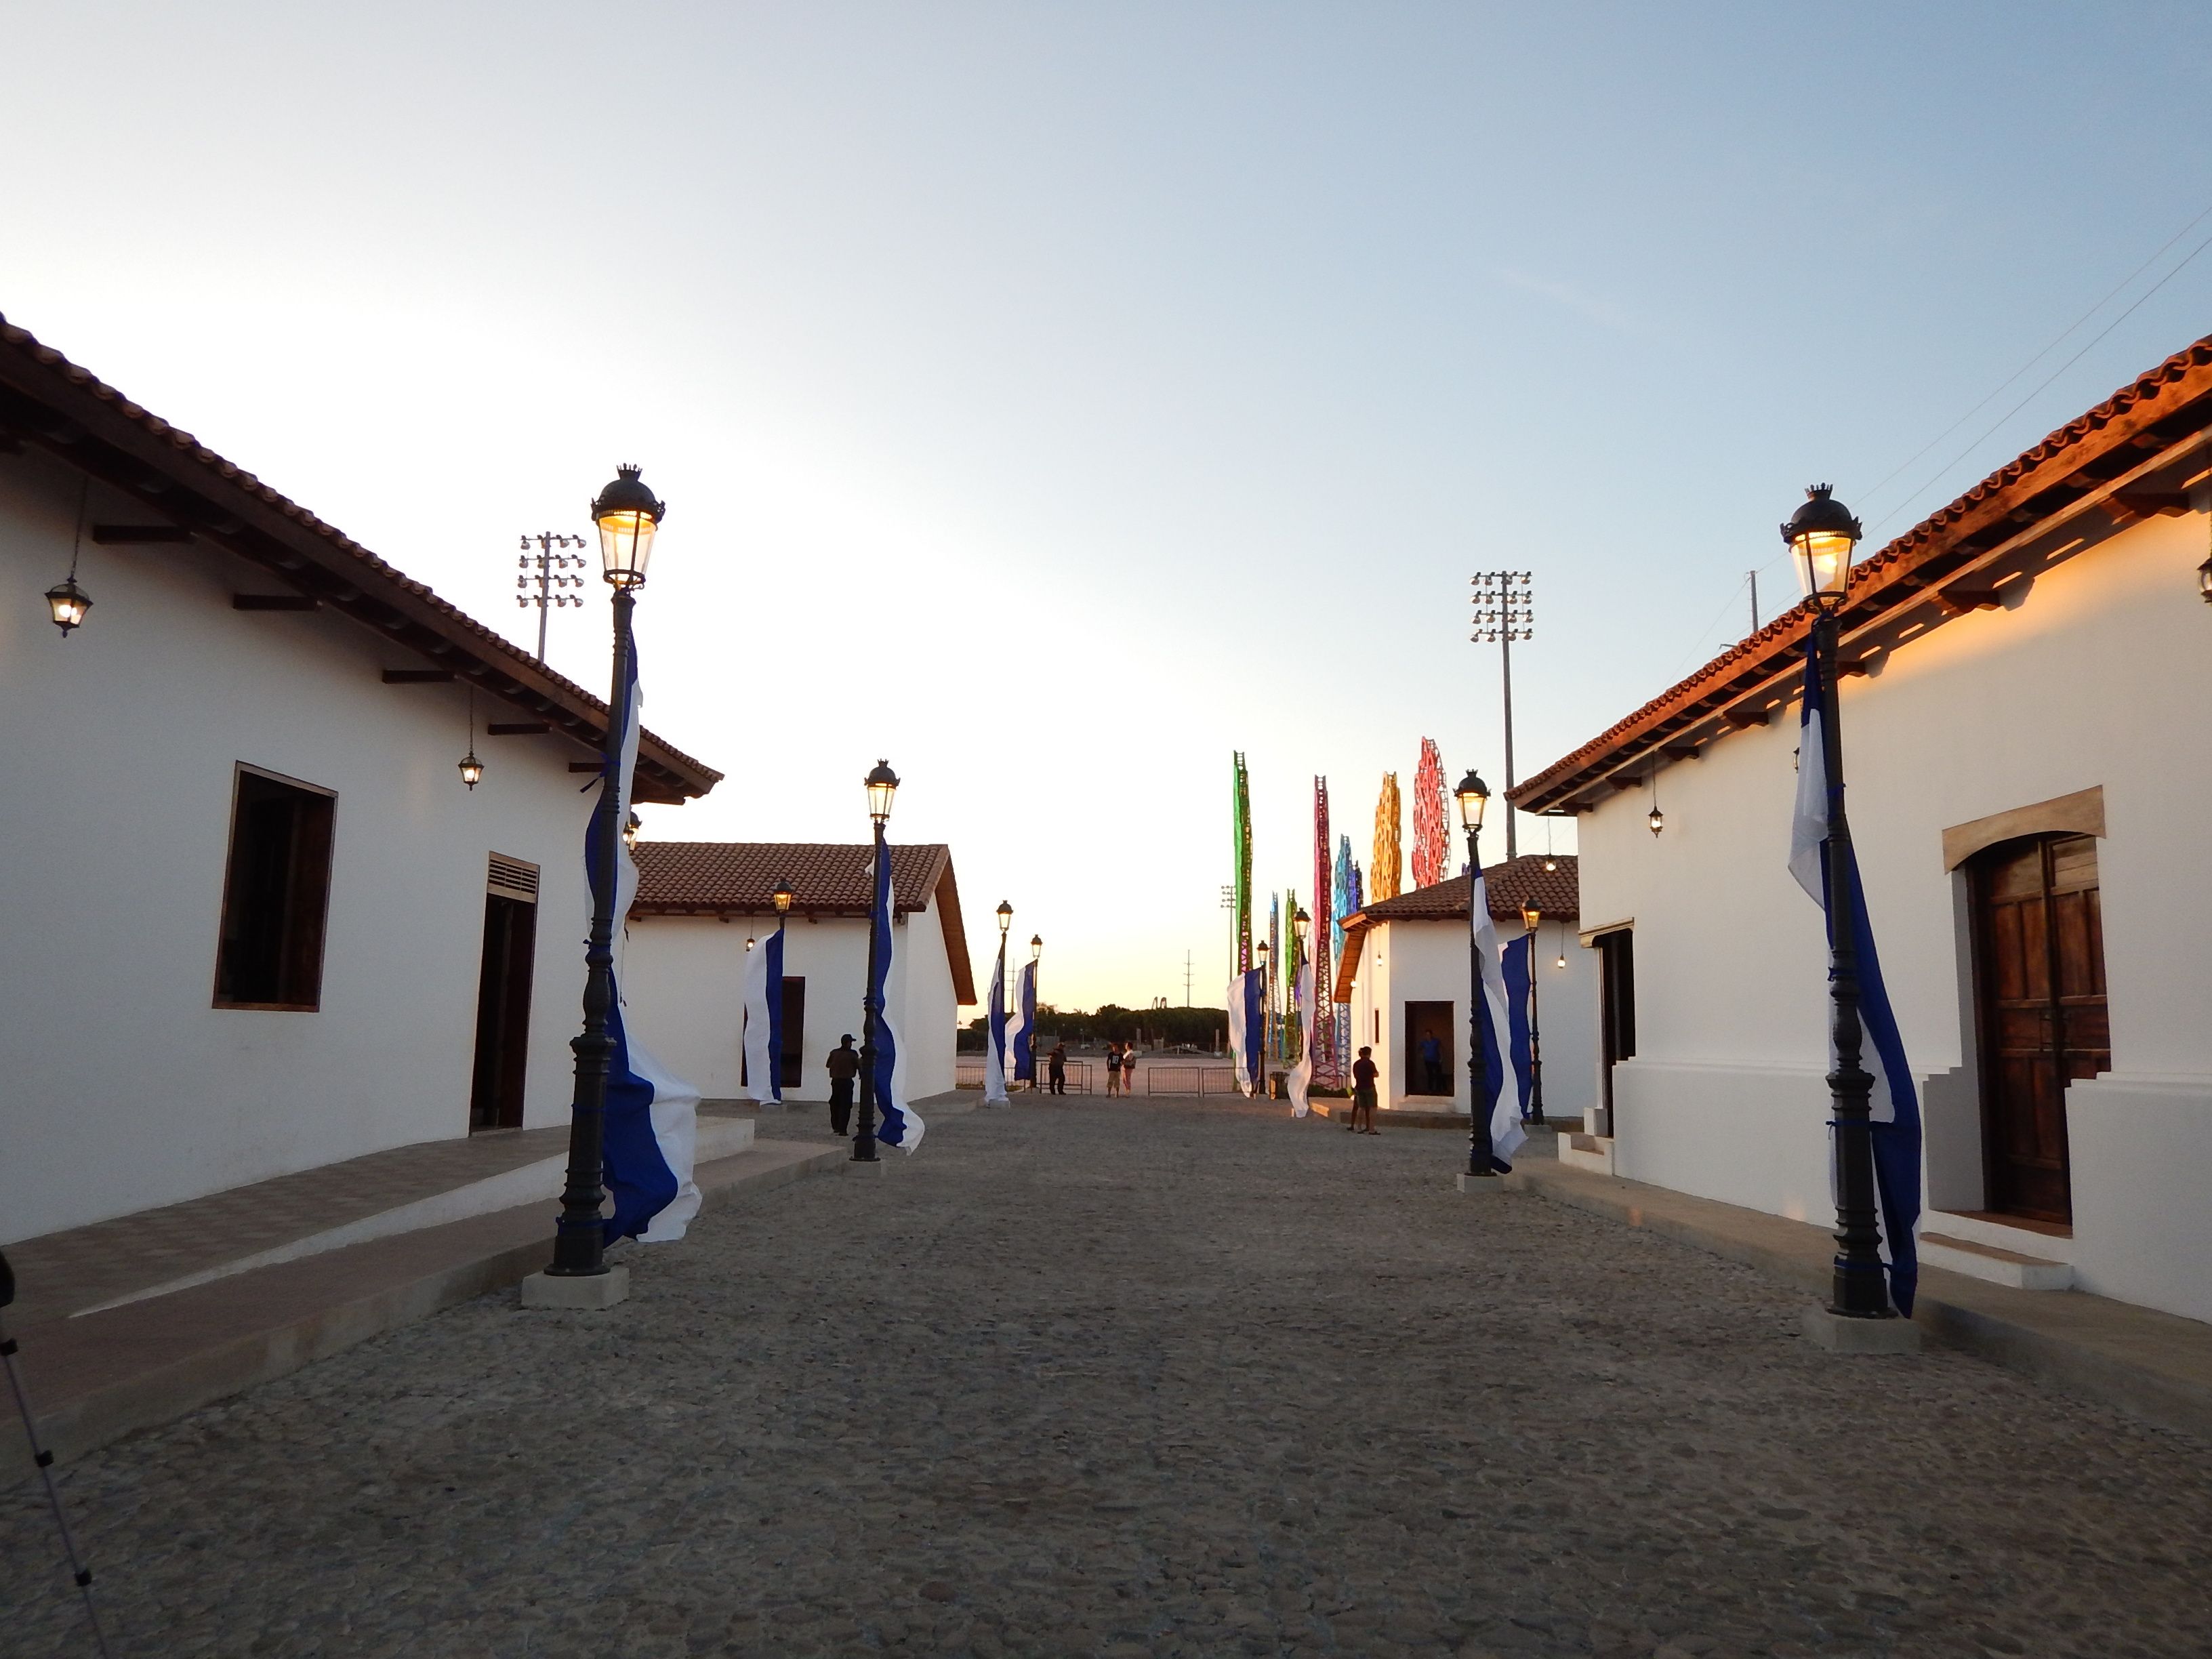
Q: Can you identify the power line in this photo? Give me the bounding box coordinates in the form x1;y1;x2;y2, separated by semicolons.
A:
1866;218;2212;539
1853;199;2212;520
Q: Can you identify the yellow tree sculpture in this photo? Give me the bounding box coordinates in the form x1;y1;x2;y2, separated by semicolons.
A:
1372;773;1404;901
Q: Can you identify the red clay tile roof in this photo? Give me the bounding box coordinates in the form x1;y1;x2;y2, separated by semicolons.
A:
1511;333;2212;816
1349;855;1579;925
0;312;720;804
1332;855;1578;1000
630;841;976;1004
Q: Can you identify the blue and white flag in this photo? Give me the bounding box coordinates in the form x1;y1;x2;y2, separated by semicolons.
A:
1471;872;1527;1169
1791;645;1923;1314
1286;954;1315;1118
1012;962;1038;1084
592;642;702;1243
1226;968;1265;1096
1503;933;1535;1122
867;842;925;1153
742;924;785;1105
984;947;1009;1105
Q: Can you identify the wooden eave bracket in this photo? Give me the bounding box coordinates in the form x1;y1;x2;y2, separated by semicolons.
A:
486;722;551;737
232;594;320;611
2106;489;2192;525
381;668;454;684
1722;706;1769;729
1931;588;2001;617
92;523;193;545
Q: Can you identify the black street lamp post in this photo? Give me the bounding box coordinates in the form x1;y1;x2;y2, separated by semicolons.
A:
1522;904;1545;1124
1782;484;1895;1324
1456;770;1495;1181
544;464;665;1286
853;760;899;1163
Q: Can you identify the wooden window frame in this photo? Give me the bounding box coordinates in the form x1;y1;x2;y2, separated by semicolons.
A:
211;762;338;1012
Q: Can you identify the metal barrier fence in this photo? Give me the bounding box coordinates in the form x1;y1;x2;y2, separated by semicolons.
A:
954;1059;1095;1093
1145;1065;1244;1096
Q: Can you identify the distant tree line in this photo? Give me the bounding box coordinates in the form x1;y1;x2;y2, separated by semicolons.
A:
958;1004;1228;1051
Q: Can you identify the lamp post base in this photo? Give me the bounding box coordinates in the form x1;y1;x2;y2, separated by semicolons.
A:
1800;1303;1919;1353
1455;1172;1507;1196
520;1266;631;1310
846;1159;888;1175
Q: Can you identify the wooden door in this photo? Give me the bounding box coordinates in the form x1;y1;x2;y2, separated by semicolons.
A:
1969;834;2107;1224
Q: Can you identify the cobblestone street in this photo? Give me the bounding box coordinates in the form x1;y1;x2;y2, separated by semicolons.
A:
6;1101;2211;1658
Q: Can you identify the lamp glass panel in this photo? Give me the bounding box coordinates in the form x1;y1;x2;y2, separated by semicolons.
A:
597;511;657;588
1793;530;1853;600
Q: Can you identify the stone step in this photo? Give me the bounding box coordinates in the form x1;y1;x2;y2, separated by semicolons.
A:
1558;1133;1616;1176
68;1116;757;1316
1919;1231;2074;1290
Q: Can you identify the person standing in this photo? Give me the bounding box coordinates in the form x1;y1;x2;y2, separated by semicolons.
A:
1417;1030;1446;1096
1104;1040;1122;1097
825;1034;861;1136
1048;1040;1068;1097
1350;1044;1380;1134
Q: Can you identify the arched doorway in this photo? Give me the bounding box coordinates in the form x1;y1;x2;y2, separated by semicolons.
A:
1967;832;2108;1225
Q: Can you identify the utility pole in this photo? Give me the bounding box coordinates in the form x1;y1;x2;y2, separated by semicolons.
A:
516;532;589;662
1470;572;1534;859
1749;569;1761;634
1184;949;1193;1008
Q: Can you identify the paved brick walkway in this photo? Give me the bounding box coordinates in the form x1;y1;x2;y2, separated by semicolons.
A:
5;1101;2210;1657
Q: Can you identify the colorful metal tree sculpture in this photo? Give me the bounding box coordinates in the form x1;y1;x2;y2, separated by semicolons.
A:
1372;772;1403;901
1231;752;1253;974
1412;737;1449;889
1333;833;1356;1075
1311;778;1340;1086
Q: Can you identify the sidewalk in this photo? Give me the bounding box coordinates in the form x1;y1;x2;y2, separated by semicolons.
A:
1505;1153;2212;1441
4;1113;844;1472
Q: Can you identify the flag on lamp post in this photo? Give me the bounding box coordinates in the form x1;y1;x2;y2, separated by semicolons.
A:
741;925;785;1105
1011;960;1037;1085
1790;644;1922;1313
1286;954;1315;1118
591;643;703;1242
1227;968;1265;1097
867;840;924;1154
984;947;1008;1105
1470;867;1527;1170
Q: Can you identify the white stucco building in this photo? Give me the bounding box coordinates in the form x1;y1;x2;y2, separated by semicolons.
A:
1511;333;2212;1328
620;841;976;1105
0;312;721;1244
1334;855;1596;1124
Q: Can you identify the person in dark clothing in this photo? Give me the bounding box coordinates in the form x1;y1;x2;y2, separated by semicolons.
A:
1351;1045;1380;1134
1048;1041;1068;1096
825;1034;861;1136
1417;1032;1446;1095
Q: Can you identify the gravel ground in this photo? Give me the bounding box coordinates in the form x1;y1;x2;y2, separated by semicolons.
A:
5;1101;2210;1658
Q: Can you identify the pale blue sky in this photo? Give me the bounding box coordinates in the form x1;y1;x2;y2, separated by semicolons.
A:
6;3;2211;1006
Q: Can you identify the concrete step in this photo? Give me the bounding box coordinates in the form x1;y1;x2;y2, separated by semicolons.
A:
69;1117;757;1316
1919;1231;2074;1290
1558;1133;1616;1176
4;1137;840;1475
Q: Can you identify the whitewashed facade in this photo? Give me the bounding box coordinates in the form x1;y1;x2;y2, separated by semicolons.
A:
0;314;720;1243
1513;334;2212;1327
1336;857;1597;1123
619;842;975;1105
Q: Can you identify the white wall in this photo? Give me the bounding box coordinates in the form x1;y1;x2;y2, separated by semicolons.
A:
0;453;607;1242
1574;504;2212;1324
1355;916;1598;1120
621;897;962;1104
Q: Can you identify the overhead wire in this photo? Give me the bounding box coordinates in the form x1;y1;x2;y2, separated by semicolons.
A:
1852;198;2212;520
1865;217;2212;539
